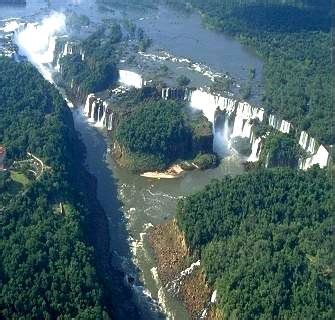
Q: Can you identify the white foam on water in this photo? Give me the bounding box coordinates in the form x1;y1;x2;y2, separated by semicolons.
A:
1;20;21;33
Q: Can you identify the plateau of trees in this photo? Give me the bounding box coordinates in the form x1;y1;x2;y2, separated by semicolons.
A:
116;100;192;170
259;132;301;168
115;95;215;172
177;167;333;319
0;57;137;319
58;24;121;94
184;0;332;145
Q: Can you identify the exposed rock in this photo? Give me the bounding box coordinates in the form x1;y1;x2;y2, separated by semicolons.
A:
148;220;213;319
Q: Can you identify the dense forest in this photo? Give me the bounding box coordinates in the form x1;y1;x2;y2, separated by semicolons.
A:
259;132;301;168
57;24;122;94
116;100;190;168
0;57;137;319
176;168;333;319
172;0;333;145
116;98;216;171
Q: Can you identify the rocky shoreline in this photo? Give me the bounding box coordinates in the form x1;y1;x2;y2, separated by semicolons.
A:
148;220;218;319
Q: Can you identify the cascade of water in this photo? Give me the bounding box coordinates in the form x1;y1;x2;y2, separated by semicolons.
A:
14;12;66;83
96;102;107;128
84;94;95;117
299;131;309;150
97;106;100;123
107;113;113;131
307;137;316;154
90;101;97;122
269;114;280;130
279;120;291;134
248;137;262;162
119;70;143;88
300;145;329;170
223;118;229;143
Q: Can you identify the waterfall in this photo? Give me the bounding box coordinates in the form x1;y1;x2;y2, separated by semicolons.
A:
300;145;329;170
269;114;281;130
307;138;316;154
14;12;66;83
299;131;309;149
119;70;143;88
84;93;95;117
107;113;113;131
279;120;291;134
248;137;262;162
96;102;107;128
231;102;264;139
189;89;236;123
90;101;97;122
223;118;229;143
97;106;100;123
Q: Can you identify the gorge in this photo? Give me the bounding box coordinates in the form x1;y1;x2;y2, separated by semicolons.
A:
0;1;332;319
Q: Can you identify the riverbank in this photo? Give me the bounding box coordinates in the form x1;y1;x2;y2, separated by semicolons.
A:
140;164;184;179
148;219;216;319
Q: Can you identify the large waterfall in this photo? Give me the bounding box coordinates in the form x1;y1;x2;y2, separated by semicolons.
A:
12;12;329;171
187;89;329;168
14;12;66;83
82;81;330;170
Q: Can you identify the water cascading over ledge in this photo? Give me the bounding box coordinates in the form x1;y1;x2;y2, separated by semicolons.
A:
82;82;331;171
49;37;330;172
10;11;331;171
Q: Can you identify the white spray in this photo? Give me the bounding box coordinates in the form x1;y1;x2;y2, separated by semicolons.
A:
14;12;66;83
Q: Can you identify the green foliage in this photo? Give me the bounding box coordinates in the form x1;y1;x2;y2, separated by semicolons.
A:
176;75;191;87
58;25;121;94
231;137;252;156
0;170;10;190
193;153;218;170
177;167;333;319
0;57;109;318
116;100;191;170
260;132;300;167
67;12;90;30
210;76;232;93
186;0;333;144
239;82;252;99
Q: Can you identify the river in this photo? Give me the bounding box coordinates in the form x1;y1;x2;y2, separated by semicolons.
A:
1;1;263;319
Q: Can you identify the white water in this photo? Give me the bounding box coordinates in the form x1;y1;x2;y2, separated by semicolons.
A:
119;70;143;88
14;12;66;83
300;145;329;170
0;20;20;33
299;131;309;150
248;136;262;162
166;260;201;295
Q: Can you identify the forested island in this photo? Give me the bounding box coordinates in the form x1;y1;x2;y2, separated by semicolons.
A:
54;25;122;97
109;89;217;173
0;57;138;319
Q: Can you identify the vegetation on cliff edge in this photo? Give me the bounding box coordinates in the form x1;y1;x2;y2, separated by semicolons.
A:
176;167;333;319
